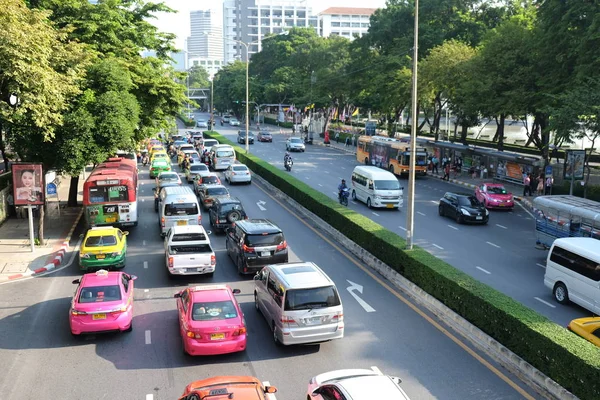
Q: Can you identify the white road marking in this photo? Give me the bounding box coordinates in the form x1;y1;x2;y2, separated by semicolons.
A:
417;211;426;216
144;289;149;292
351;201;357;205
476;266;491;274
145;330;151;344
372;212;380;216
516;201;535;218
341;167;346;170
432;244;444;250
486;241;501;248
318;184;323;187
534;297;556;308
256;200;267;211
536;263;546;269
305;176;309;180
496;224;508;229
146;395;153;400
144;261;148;269
332;191;338;195
141;198;145;202
447;225;458;230
143;240;146;246
346;280;376;312
324;171;330;174
398;226;407;231
430;200;439;204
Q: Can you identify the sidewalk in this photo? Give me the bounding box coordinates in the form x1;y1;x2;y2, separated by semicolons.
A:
0;174;84;282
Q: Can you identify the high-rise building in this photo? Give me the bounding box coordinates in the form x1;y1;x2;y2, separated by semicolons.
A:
223;0;318;64
318;7;376;40
187;10;224;76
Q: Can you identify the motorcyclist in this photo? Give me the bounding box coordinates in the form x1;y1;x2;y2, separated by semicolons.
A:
284;152;292;166
338;179;348;199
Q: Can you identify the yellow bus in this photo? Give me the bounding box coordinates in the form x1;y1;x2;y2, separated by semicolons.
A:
356;135;428;176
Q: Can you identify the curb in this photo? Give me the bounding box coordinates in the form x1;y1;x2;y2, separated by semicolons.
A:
314;140;357;155
2;208;83;282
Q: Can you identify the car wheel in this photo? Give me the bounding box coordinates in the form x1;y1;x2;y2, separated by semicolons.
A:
71;331;80;338
364;157;369;165
227;210;242;223
254;292;260;312
351;190;357;200
272;321;282;346
388;164;394;173
553;283;569;304
367;198;372;208
455;211;463;224
438;206;444;217
124;321;133;333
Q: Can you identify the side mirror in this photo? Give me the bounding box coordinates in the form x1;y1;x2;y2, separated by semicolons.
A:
79;233;84;238
253;274;260;281
123;231;129;236
129;275;138;281
264;386;277;394
173;293;181;298
232;289;241;294
72;279;80;284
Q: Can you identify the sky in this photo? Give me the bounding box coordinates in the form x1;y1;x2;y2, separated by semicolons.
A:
150;0;388;50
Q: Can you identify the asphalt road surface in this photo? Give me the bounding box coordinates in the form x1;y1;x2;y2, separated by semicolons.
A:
0;143;544;400
210;113;590;327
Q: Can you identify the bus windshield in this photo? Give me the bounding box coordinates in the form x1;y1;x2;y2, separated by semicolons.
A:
89;185;129;203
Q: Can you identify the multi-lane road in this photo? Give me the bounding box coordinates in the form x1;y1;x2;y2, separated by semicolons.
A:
212;115;589;327
0;126;545;399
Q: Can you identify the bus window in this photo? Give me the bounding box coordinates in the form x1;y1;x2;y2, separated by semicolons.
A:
89;185;129;203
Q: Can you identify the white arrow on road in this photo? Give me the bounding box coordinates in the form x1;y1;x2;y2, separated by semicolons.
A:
257;200;267;211
346;280;376;312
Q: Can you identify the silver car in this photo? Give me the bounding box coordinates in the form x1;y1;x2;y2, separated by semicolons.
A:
286;137;305;152
229;118;241;126
196;120;208;129
225;164;251;184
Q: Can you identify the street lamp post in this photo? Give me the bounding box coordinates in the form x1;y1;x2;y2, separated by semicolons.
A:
406;0;419;250
210;78;214;130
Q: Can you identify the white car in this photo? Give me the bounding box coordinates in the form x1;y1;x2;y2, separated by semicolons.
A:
164;225;215;276
286;137;305;152
307;367;411;400
224;164;251;184
185;163;210;183
196;120;208;129
229;118;241;126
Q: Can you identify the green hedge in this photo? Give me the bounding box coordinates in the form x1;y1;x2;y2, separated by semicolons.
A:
205;130;600;399
263;116;294;129
177;113;196;127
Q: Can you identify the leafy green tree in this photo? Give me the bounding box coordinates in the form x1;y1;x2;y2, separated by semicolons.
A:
213;61;248;117
187;65;210;89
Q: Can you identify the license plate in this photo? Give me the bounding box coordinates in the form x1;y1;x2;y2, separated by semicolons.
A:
306;317;322;325
96;254;106;259
500;203;506;206
476;216;483;220
386;204;394;209
177;220;187;226
261;251;270;257
211;333;225;340
93;313;106;320
105;217;117;223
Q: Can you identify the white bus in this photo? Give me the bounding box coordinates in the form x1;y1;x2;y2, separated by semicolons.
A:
532;195;600;249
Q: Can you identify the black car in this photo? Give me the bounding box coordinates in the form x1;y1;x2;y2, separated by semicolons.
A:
225;219;288;275
209;197;247;233
439;192;489;224
237;130;255;144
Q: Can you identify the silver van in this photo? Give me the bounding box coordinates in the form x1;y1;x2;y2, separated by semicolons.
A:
253;262;344;345
158;186;201;236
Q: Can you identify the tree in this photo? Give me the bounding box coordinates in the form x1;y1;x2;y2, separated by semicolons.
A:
187;65;210;89
213;61;248;116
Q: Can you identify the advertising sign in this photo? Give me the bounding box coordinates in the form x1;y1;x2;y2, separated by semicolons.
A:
46;183;57;195
564;150;585;180
11;163;45;206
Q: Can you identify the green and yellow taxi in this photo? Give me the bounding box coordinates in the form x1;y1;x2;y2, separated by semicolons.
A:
79;227;128;271
149;158;171;178
568;317;600;347
151;151;169;163
149;144;165;157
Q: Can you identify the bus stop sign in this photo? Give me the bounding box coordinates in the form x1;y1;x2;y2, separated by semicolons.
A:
545;165;553;177
46;183;57;195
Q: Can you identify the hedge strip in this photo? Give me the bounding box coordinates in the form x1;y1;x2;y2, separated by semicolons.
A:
205;130;600;400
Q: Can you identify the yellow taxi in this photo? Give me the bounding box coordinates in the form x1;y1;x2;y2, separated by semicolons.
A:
567;317;600;347
149;144;165;157
151;151;169;163
79;227;128;271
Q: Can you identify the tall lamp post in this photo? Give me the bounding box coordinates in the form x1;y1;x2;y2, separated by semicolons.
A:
406;0;419;250
210;77;214;129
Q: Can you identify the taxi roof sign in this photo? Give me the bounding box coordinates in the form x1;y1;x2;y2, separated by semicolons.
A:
191;284;229;292
96;269;109;277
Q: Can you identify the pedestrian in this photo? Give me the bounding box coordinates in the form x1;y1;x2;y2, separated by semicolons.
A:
537;174;545;195
432;156;438;174
523;174;531;196
545;175;553;195
335;132;340;143
345;136;350;147
443;163;450;181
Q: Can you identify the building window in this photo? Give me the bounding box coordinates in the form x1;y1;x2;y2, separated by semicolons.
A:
330;32;339;36
342;32;350;37
200;60;206;65
297;20;306;27
342;15;350;18
331;22;340;27
352;22;361;28
362;23;370;28
341;22;350;27
297;11;306;18
193;61;198;66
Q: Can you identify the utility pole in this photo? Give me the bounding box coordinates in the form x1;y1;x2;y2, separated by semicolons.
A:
406;0;419;250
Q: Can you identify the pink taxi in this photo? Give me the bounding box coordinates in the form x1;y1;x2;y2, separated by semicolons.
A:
69;269;137;336
474;183;514;210
174;284;247;356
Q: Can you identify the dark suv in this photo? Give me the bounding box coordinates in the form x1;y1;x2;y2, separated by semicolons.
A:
209;197;247;233
225;219;288;275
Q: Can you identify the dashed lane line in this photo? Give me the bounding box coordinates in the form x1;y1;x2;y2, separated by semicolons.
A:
534;297;556;308
144;261;148;269
398;226;407;231
447;225;459;230
145;330;152;345
536;263;546;269
486;241;501;249
476;266;491;275
432;244;444;250
143;240;146;246
417;211;426;216
496;224;508;229
372;212;380;217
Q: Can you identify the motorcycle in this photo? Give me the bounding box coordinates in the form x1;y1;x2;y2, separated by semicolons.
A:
339;188;349;206
284;158;293;172
142;156;149;167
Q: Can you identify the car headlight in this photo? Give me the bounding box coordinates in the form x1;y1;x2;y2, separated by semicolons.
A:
460;208;471;216
80;253;90;259
111;251;122;257
485;209;489;215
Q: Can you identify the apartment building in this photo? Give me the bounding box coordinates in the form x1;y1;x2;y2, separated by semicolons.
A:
187;10;224;76
223;0;318;64
319;7;376;39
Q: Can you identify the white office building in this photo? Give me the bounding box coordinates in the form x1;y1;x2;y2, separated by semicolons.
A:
319;7;376;39
187;10;224;76
223;0;318;64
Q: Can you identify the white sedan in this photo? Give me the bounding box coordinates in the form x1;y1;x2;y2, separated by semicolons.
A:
307;367;411;400
229;118;241;126
286;137;305;152
224;164;251;184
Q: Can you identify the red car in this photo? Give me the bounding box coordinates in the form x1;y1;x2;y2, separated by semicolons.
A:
174;284;247;356
257;131;273;142
474;183;514;209
178;376;277;400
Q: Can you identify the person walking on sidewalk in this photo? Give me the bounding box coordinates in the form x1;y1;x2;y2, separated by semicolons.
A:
537;174;545;195
443;162;451;181
335;132;339;143
545;175;554;195
432;156;439;174
345;136;350;147
523;174;531;196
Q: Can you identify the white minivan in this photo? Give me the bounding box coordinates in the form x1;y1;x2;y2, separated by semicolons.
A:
350;166;404;209
211;144;236;171
544;237;600;313
158;186;201;237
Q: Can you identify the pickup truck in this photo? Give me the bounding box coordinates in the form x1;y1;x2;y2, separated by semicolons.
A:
164;225;216;276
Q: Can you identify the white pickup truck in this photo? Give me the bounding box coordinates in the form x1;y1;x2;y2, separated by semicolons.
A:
164;225;216;276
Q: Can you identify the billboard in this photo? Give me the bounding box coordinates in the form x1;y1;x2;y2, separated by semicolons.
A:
11;163;45;206
564;150;585;180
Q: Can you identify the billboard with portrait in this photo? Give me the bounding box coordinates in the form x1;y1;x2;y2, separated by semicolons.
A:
564;150;585;180
11;163;44;206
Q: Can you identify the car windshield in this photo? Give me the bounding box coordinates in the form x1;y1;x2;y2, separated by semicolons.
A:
246;232;284;246
219;203;244;214
216;150;234;157
204;140;218;147
459;196;481;207
159;174;178;181
191;300;238;321
165;203;199;216
190;165;206;172
79;285;122;303
207;187;229;196
202;176;219;184
374;180;400;190
153;161;168;167
85;235;117;247
488;186;507;194
284;286;341;311
260;132;271;136
232;166;247;171
290;138;302;143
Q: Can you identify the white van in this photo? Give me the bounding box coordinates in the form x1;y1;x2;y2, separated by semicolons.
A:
211;144;236;171
351;166;404;209
158;186;201;236
544;237;600;313
253;262;344;346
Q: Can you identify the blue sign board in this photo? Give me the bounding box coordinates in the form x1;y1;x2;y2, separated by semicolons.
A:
46;183;57;195
545;165;553;177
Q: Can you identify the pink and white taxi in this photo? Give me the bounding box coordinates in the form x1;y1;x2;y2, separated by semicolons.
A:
474;183;514;210
174;284;247;356
69;269;137;336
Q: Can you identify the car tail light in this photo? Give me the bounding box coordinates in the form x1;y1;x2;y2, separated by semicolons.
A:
276;241;287;252
71;309;86;316
168;257;173;268
210;255;216;265
160;217;165;227
111;305;127;314
197;215;202;223
204;199;210;203
232;327;247;336
186;331;202;339
332;312;344;322
242;244;254;253
280;315;295;324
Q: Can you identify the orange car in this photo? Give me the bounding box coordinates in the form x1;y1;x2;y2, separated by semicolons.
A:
178;376;277;400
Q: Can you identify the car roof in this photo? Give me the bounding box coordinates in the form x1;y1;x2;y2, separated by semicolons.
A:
189;285;234;302
87;227;119;236
445;191;473;198
158;172;178;177
171;225;208;235
205;184;227;190
289;137;303;140
215;196;242;205
259;131;271;134
338;375;408;400
81;270;122;287
183;376;266;399
232;164;248;168
235;219;281;234
269;262;332;289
